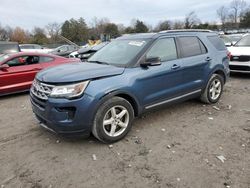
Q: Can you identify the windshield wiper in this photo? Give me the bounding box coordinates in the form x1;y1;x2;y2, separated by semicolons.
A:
88;60;109;65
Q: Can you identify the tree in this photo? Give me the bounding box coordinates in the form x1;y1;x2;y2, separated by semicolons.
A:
103;23;120;38
240;10;250;27
134;20;148;33
124;27;135;34
217;6;229;29
172;21;184;29
89;17;110;39
46;22;61;43
31;27;48;44
193;23;218;30
61;17;89;43
10;27;29;43
117;24;126;34
230;0;247;26
184;11;200;29
155;20;172;31
0;24;9;41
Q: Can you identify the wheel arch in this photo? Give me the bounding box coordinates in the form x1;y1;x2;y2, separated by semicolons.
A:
209;65;228;84
99;90;140;117
213;69;226;83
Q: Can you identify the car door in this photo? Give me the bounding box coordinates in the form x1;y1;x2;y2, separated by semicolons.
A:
176;36;209;92
133;37;184;109
0;55;42;94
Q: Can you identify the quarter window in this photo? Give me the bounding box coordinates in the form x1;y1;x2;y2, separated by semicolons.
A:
207;36;226;51
178;37;207;58
147;38;177;62
39;56;54;63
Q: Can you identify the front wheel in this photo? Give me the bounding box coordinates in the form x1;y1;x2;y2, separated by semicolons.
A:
92;97;134;143
200;74;224;104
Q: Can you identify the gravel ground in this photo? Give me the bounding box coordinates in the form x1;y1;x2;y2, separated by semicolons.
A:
0;74;249;188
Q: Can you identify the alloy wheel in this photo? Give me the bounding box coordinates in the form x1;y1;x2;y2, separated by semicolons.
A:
102;105;129;137
209;79;222;100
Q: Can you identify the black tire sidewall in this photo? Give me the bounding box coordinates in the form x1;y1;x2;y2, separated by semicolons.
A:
206;74;224;103
93;97;134;143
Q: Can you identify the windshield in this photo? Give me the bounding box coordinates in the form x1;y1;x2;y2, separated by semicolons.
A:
228;35;242;43
88;39;148;66
0;54;10;63
235;35;250;47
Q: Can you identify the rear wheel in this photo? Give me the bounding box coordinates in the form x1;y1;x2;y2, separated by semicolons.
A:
92;97;134;143
200;74;224;104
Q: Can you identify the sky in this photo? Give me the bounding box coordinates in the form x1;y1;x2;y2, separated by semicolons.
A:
0;0;237;30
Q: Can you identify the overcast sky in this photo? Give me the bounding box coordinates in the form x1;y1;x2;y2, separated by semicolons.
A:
0;0;233;30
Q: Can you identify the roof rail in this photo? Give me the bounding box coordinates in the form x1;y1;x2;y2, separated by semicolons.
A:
159;29;213;34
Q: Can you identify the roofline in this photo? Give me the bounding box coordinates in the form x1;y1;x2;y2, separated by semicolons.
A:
158;29;214;34
3;51;65;58
19;44;41;46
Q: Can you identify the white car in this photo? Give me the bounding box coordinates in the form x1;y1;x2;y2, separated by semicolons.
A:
20;44;53;54
68;44;91;58
69;51;79;58
227;34;250;73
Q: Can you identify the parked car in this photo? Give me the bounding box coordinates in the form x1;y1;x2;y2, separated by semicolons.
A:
20;44;52;53
227;33;244;45
50;45;79;57
228;34;250;73
0;52;79;96
0;41;20;55
69;42;109;61
30;30;230;143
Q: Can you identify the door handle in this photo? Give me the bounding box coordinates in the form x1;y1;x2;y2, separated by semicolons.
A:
205;57;212;62
171;64;180;70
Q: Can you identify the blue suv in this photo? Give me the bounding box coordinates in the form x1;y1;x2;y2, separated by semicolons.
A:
30;30;230;143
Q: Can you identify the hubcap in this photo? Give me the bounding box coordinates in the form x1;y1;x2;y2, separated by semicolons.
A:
209;79;222;100
103;105;129;137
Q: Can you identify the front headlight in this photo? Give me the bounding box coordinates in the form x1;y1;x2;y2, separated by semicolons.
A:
50;81;89;98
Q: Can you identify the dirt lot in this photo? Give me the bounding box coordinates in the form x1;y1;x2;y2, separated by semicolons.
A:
0;74;249;188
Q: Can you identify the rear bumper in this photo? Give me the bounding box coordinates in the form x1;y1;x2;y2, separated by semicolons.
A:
229;61;250;73
30;92;97;137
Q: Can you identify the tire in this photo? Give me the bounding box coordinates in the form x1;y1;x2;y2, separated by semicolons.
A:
92;97;134;143
200;74;224;104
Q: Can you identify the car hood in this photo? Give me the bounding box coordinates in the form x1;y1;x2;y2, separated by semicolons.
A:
228;46;250;56
36;62;125;83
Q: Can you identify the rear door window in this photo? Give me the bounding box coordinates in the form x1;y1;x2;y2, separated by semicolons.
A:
207;36;226;51
147;38;177;62
178;36;207;58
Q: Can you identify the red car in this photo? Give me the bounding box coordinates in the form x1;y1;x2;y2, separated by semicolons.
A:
0;52;79;96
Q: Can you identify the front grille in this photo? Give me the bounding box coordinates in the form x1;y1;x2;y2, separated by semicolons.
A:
230;55;250;62
31;79;54;100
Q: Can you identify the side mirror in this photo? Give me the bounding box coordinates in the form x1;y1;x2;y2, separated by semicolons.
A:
57;49;61;52
0;64;10;70
141;57;161;67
